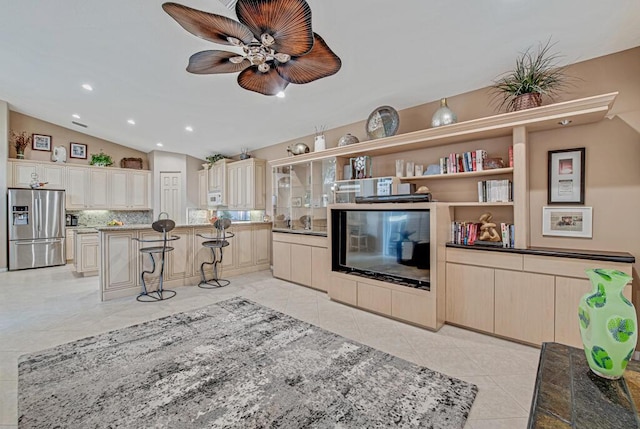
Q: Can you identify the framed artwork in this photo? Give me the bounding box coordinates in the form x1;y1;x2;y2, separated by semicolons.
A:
548;148;585;204
542;206;593;238
32;134;52;152
70;142;87;159
291;197;302;207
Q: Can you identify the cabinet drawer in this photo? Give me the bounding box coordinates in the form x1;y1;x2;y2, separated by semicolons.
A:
523;255;632;279
447;248;523;271
357;281;391;316
328;275;357;306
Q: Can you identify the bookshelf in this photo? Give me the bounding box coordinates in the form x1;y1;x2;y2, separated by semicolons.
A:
399;167;514;181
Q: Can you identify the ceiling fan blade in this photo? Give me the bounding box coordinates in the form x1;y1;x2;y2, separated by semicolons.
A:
162;2;254;46
276;33;341;84
238;67;290;95
187;50;250;74
236;0;313;56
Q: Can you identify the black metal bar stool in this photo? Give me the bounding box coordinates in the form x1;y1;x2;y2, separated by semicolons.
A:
196;218;234;288
133;213;180;302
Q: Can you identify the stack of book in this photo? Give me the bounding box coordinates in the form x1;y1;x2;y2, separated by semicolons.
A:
450;221;515;248
439;150;487;174
477;179;512;202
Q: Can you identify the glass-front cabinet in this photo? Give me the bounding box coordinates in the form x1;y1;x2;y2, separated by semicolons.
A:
273;158;336;235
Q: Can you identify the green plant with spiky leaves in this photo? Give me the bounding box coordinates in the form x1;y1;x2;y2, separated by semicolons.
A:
492;39;567;111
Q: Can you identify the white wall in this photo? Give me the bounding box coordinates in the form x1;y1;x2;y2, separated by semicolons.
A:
0;100;8;270
149;151;204;224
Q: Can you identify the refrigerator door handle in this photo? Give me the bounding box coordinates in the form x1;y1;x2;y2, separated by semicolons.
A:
14;238;64;245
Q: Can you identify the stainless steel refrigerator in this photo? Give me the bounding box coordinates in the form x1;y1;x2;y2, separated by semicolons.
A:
8;188;66;270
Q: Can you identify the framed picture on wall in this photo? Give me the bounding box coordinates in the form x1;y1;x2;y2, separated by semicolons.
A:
548;147;585;204
32;134;52;151
70;142;87;159
542;206;593;238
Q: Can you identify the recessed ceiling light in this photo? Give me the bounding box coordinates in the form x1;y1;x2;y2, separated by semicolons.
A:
276;91;286;98
127;119;136;125
558;119;572;126
185;126;193;132
156;142;163;147
72;114;81;119
82;83;93;91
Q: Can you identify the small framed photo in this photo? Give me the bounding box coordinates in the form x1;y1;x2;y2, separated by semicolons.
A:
32;134;52;152
542;206;593;238
548;148;585;204
70;142;87;159
291;197;302;207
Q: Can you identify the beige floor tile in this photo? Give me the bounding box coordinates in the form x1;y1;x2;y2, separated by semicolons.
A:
420;348;487;378
0;352;20;381
456;376;529;420
490;373;537;411
0;380;17;426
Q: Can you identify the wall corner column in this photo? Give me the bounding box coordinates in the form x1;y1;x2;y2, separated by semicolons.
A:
513;126;530;248
0;100;9;270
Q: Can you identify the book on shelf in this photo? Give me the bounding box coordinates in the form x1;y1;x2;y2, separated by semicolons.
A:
477;179;512;203
508;145;514;168
438;149;499;175
451;221;515;248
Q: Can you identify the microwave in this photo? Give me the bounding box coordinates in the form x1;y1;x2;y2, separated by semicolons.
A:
207;192;224;207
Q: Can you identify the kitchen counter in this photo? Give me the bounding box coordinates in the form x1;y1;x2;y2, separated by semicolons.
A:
98;222;272;301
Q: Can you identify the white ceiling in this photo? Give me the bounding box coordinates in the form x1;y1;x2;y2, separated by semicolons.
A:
1;1;639;160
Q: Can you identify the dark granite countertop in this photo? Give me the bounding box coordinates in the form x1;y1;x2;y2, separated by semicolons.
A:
528;342;640;428
446;243;635;264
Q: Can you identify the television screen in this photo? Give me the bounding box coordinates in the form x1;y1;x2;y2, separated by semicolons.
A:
331;209;431;289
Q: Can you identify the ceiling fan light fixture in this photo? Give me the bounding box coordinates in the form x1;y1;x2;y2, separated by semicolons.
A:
276;90;285;98
163;0;341;96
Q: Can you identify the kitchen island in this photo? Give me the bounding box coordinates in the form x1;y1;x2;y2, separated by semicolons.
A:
97;222;271;301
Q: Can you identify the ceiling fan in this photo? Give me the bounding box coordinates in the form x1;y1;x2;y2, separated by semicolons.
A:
162;0;342;96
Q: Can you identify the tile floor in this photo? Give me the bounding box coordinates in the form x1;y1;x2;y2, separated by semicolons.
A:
0;265;540;428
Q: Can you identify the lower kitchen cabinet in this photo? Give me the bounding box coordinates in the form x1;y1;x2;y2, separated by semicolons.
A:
74;232;99;276
272;232;329;291
65;229;75;262
327;276;357;306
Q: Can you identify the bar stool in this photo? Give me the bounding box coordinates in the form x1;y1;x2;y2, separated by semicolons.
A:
196;218;234;288
133;213;180;302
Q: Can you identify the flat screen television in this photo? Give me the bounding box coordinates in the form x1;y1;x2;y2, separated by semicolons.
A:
331;208;431;290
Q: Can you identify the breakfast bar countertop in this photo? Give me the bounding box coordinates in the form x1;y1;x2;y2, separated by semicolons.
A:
94;221;272;231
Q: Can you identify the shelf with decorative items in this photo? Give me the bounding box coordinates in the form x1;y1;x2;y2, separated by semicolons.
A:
399;167;514;181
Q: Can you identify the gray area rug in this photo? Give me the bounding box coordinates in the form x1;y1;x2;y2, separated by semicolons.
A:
19;297;477;428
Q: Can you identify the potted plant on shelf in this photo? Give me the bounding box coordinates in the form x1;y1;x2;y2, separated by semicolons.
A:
10;131;31;159
89;150;114;167
492;39;567;112
205;153;227;169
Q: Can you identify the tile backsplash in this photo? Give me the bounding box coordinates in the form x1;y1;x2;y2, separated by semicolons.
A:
68;210;153;227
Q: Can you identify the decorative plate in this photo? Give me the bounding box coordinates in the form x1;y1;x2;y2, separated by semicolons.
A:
366;105;400;139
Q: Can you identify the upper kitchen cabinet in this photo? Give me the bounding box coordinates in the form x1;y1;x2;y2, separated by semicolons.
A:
209;159;232;202
10;159;66;189
227;158;266;210
110;169;151;210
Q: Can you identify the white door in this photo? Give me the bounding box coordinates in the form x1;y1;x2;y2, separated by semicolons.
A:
160;172;181;221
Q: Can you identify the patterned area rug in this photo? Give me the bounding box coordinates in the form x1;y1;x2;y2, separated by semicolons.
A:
19;298;477;428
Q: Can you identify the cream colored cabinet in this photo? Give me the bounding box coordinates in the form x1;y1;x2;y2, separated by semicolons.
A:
272;240;291;280
74;232;99;276
446;263;495;333
65;229;75;262
494;270;555;344
110;170;150;210
198;170;208;209
357;281;392;315
254;225;271;266
272;232;328;290
235;227;254;269
166;229;193;281
66;167;89;209
311;246;329;291
9;160;65;188
328;275;357;306
208;159;231;205
227;158;266;210
89;169;109;208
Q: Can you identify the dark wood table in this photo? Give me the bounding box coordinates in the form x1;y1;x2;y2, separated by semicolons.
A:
529;342;640;428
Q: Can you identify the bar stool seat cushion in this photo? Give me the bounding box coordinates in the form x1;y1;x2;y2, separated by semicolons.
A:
202;240;230;249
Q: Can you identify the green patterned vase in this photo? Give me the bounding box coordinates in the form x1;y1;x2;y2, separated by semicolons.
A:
579;269;636;379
